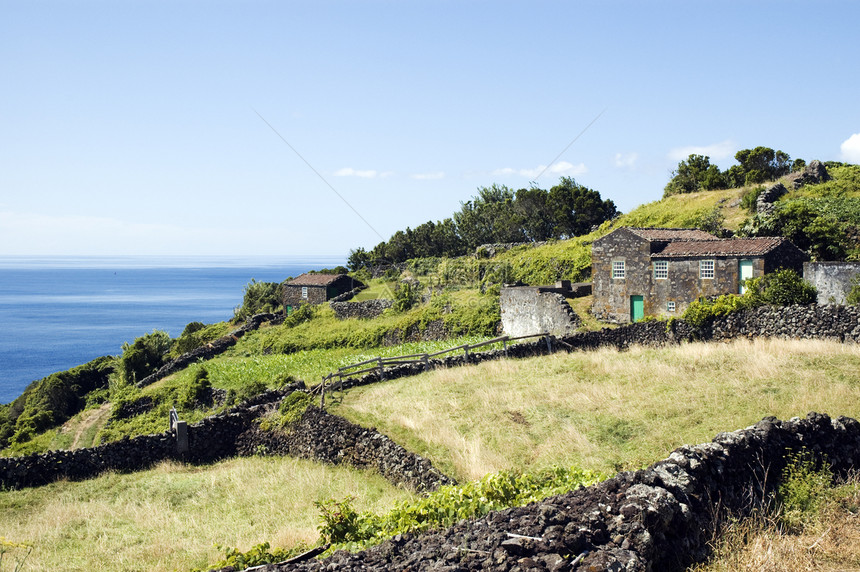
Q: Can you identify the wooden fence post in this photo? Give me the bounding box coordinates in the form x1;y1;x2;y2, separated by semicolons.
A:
378;357;385;380
320;375;327;408
464;344;470;362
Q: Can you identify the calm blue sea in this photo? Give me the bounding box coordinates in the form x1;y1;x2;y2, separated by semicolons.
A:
0;256;344;404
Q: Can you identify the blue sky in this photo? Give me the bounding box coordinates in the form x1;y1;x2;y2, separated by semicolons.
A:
2;1;859;257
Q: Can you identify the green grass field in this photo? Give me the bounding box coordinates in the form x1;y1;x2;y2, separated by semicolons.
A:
4;338;859;571
330;338;860;481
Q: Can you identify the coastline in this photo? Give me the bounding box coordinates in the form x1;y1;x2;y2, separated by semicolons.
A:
0;255;344;404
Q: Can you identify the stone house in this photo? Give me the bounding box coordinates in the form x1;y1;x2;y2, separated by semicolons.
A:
592;227;808;323
282;273;363;313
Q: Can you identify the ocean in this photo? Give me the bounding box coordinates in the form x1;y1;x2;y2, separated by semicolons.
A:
0;255;344;404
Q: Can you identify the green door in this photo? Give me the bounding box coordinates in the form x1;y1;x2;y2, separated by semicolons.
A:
630;296;644;322
739;260;754;294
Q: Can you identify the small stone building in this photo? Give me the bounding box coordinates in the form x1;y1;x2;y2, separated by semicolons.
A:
282;273;363;312
592;227;808;323
500;281;590;337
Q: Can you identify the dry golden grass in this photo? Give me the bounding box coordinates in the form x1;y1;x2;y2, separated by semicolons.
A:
0;457;410;572
693;480;860;571
331;338;860;481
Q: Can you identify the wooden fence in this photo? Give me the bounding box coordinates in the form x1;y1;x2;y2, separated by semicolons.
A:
312;332;552;407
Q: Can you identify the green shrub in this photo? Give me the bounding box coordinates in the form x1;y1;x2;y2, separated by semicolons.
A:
195;541;310;572
315;465;603;550
392;281;419;312
740;185;765;213
178;367;211;410
118;330;172;385
283;303;316;328
683;269;816;328
168;322;229;359
744;269;817;306
683;294;753;328
278;391;313;425
777;448;832;531
233;279;283;323
846;275;860;306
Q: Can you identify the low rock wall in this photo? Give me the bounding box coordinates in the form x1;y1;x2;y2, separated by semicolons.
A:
0;385;454;493
330;299;393;320
267;412;860;572
236;405;454;493
136;313;281;388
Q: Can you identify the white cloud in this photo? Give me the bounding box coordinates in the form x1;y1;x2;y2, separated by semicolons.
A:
411;171;445;180
614;152;639;169
841;133;860;163
333;167;380;178
668;140;736;162
492;161;587;179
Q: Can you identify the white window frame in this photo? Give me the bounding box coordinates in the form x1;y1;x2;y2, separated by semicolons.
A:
654;260;668;280
667;301;676;312
611;260;626;279
301;286;308;299
699;260;715;279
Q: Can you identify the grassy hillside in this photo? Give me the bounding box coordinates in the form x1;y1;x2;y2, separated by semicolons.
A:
3;338;860;571
0;457;409;572
2;162;860;570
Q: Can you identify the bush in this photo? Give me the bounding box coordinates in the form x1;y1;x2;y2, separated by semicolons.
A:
233;279;283;323
683;269;816;328
119;330;172;384
740;186;765;213
392;281;419;312
744;269;817;306
178;367;211;410
777;449;832;531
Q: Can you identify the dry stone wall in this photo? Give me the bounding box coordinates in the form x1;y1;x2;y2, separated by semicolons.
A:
261;412;860;572
0;384;453;493
330;299;393;320
136;313;282;388
236;405;454;493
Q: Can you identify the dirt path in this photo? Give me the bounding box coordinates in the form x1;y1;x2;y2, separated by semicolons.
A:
70;402;112;449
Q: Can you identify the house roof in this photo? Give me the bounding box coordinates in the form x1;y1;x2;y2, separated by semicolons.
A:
653;237;787;258
625;227;719;241
285;273;345;287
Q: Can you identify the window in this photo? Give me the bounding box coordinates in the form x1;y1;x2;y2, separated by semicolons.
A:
654;260;668;279
699;260;715;279
667;301;676;312
612;260;626;279
301;286;308;299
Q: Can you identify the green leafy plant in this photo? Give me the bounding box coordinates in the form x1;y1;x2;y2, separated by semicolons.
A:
178;367;211;410
233;279;283;323
683;269;816;328
777;449;832;531
314;465;603;551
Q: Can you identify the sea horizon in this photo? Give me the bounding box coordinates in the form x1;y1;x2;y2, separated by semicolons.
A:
0;255;345;404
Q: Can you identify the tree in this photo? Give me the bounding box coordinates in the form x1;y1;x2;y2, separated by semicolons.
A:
453;184;524;248
663;154;726;197
547;177;618;238
513;186;553;241
734;147;792;185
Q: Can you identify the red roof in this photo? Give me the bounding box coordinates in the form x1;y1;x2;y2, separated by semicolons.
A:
285;273;345;287
654;237;786;258
626;228;719;241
